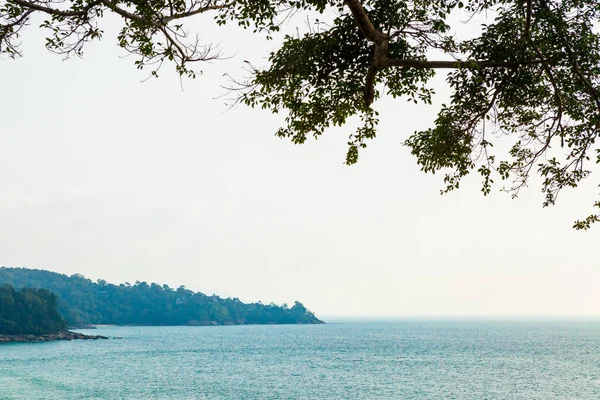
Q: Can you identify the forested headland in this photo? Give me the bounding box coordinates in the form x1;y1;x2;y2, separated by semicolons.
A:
0;267;324;327
0;284;66;335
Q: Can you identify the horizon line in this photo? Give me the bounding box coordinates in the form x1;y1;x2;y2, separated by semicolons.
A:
320;314;600;320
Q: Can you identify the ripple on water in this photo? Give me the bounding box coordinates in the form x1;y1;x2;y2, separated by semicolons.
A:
0;321;599;399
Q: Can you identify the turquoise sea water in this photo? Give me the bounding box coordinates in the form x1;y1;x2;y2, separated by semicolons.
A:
1;321;599;399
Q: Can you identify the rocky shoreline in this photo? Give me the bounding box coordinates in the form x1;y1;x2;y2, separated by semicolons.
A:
0;331;108;343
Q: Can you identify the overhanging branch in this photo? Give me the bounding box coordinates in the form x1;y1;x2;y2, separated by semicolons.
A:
100;0;145;24
162;3;230;23
9;0;100;17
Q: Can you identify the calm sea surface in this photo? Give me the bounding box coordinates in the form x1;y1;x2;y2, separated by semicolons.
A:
1;321;599;399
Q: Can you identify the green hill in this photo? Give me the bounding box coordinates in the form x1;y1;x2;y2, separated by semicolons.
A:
0;267;324;327
0;284;67;335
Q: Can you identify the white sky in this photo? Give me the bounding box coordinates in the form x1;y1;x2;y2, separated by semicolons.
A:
1;11;599;318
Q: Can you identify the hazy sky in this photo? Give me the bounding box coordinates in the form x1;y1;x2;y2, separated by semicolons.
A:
1;11;599;318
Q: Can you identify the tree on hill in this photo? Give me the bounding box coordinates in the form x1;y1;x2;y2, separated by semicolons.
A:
2;0;600;227
0;284;67;335
0;267;324;326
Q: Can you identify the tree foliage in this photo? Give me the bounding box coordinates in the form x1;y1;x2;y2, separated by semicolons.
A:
0;267;323;326
0;284;67;335
2;0;600;227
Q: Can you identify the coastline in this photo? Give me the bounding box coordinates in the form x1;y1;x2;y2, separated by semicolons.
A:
0;331;108;343
72;320;325;328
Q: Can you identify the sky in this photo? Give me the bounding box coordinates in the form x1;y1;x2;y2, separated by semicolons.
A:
1;10;599;318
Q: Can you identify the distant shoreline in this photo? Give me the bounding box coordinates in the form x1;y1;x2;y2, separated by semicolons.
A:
73;321;326;329
0;331;108;343
0;267;325;326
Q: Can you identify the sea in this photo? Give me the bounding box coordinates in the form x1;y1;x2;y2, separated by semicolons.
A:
0;320;599;399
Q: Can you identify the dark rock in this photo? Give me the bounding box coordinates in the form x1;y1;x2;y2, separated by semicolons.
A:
0;331;108;343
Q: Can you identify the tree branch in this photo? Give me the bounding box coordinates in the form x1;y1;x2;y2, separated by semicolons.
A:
9;0;100;17
344;0;388;106
524;0;532;39
100;0;145;24
1;8;33;35
343;0;385;43
162;3;230;23
0;8;34;55
539;0;600;113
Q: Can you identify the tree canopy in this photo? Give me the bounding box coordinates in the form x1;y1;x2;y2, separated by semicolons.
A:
2;0;600;227
0;284;67;335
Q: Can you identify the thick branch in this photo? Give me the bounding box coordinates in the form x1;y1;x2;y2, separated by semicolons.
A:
344;0;388;106
344;0;385;43
10;0;229;25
